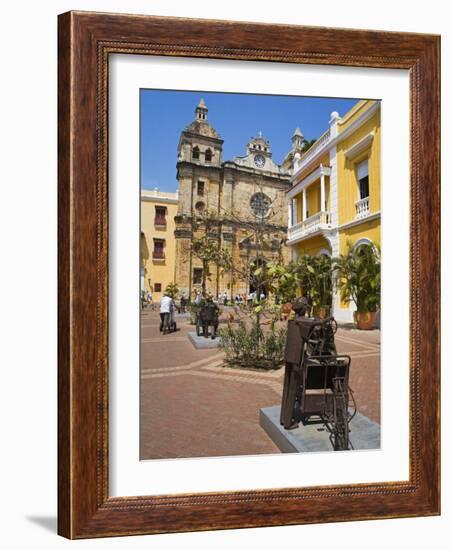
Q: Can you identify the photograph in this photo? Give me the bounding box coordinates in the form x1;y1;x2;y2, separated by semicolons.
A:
0;0;444;544
139;90;381;459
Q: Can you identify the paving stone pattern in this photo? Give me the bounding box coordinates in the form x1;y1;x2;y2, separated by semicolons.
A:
140;309;380;459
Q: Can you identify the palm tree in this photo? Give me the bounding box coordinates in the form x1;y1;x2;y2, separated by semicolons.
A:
164;282;179;299
333;240;380;315
302;138;317;152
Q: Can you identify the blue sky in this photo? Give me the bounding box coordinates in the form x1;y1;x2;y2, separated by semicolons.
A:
140;90;360;192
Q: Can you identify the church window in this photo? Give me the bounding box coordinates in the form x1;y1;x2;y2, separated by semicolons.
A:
193;268;203;285
154;283;162;292
250;192;271;218
205;149;212;162
357;159;369;199
192;146;200;160
195;201;205;214
197;181;205;196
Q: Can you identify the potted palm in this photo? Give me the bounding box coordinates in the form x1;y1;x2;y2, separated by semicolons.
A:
311;254;333;318
333;241;380;329
292;254;332;318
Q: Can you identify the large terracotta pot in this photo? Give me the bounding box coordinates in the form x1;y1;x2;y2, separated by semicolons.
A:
356;311;376;330
280;302;292;320
319;306;330;319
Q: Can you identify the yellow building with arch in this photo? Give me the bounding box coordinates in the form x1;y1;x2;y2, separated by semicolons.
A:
286;100;380;323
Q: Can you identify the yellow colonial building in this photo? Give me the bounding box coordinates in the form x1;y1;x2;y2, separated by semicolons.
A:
140;188;179;302
286;100;381;322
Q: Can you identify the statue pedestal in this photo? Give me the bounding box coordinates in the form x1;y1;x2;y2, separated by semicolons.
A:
188;331;221;349
259;405;380;453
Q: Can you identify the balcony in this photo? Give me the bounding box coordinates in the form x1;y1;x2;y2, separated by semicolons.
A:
298;129;331;167
287;211;332;242
154;216;167;228
152;250;165;261
355;197;370;219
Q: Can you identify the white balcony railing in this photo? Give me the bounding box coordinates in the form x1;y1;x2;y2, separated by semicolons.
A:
355;197;370;219
288;211;332;241
299;129;331;166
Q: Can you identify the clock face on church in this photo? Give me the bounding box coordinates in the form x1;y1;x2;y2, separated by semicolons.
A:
254;154;265;168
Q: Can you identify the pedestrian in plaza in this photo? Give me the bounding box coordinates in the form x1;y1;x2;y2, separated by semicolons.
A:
222;290;228;305
159;291;174;333
180;293;187;313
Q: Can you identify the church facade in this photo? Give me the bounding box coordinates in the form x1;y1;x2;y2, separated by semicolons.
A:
174;99;302;299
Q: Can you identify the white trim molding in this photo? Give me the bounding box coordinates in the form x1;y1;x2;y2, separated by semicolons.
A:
286;223;332;246
353;237;374;249
339;211;381;230
344;131;375;160
290;101;380;182
141;190;179;204
288;165;331;198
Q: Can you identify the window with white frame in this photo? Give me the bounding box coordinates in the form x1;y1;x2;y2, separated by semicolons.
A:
357;159;369;200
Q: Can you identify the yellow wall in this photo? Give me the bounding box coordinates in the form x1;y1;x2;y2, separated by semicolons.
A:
306;182;320;217
339;217;380;254
141;192;178;301
296;151;330;183
293;178;330;222
296;194;302;223
338;100;369;129
336;103;380;225
336;217;380;311
287;99;381;321
294;235;331;256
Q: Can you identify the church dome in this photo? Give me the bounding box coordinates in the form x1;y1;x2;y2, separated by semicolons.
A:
184;119;221;139
183;98;221;139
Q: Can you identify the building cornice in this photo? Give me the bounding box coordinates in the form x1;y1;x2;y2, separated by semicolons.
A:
180;130;224;145
338;211;381;230
287;165;331;198
344;132;375;160
141;192;179;205
291;101;380;184
222;160;291;182
286;228;332;247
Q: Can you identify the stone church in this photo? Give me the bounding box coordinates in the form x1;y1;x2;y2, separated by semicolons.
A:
174;98;304;299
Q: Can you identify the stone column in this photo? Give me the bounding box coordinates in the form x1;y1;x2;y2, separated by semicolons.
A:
320;170;326;212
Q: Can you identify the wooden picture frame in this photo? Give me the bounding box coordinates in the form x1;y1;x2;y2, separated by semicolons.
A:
58;11;440;538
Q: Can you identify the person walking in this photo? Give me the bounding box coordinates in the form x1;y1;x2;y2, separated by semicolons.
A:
159;292;173;333
146;289;152;308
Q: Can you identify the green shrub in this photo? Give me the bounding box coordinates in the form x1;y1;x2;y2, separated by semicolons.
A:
333;240;380;313
219;320;286;370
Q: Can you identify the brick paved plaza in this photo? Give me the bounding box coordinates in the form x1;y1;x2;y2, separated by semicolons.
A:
140;308;380;460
